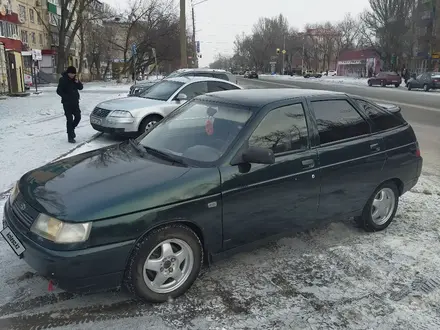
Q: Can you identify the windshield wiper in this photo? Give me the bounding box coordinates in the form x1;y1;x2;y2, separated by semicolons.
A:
142;145;186;165
128;138;147;157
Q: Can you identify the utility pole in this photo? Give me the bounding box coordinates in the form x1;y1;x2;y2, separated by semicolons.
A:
301;34;305;75
282;35;285;75
191;2;198;68
180;0;187;68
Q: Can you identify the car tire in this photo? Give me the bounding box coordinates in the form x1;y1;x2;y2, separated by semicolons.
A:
381;81;386;87
407;84;412;90
394;83;400;88
357;181;399;232
368;80;372;86
138;114;163;136
124;224;203;303
423;84;430;92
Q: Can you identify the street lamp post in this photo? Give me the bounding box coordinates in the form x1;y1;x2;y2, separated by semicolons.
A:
180;0;187;68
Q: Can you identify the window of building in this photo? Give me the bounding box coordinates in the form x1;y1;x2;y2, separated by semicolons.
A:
39;33;43;45
249;103;309;154
21;30;28;44
31;32;36;44
19;5;26;22
29;9;35;23
311;99;370;145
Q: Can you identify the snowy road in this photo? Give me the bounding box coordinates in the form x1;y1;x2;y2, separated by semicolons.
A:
0;81;440;329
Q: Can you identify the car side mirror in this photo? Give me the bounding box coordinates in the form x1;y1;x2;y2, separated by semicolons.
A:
242;146;275;165
175;93;188;102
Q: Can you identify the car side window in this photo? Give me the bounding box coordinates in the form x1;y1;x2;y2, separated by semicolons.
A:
376;73;383;78
249;103;309;154
416;74;423;80
208;81;239;92
212;73;228;80
355;99;404;131
181;72;194;77
178;82;209;99
311;99;370;145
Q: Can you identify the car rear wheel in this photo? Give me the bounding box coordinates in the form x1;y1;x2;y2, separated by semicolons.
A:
423;84;430;92
124;224;203;303
357;182;399;232
381;81;386;87
394;83;400;88
138;114;163;136
368;80;372;86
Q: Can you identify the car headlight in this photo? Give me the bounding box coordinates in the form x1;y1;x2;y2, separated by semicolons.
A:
9;181;19;204
31;214;92;244
109;110;133;118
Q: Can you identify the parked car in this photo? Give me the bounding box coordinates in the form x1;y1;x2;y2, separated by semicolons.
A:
304;71;322;78
128;81;157;97
91;76;242;137
322;70;337;76
2;89;422;303
367;72;401;87
128;69;237;96
406;72;440;92
244;71;258;79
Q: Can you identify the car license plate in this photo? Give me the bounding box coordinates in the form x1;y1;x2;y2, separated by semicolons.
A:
90;117;102;125
1;227;25;256
393;80;398;82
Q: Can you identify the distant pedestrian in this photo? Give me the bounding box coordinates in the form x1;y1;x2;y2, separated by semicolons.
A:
56;66;83;143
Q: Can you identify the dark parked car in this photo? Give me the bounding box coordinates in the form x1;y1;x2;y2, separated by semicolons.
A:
129;69;237;96
2;89;422;303
368;72;401;87
128;81;157;97
244;71;258;78
407;72;440;92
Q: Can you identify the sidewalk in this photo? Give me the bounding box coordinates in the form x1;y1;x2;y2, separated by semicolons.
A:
0;88;126;193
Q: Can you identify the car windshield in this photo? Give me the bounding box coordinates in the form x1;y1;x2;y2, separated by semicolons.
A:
139;80;184;101
139;100;253;165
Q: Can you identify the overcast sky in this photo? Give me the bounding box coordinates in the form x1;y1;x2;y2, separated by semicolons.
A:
101;0;371;67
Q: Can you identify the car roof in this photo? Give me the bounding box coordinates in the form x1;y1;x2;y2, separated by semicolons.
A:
176;68;228;73
164;76;235;84
197;89;346;108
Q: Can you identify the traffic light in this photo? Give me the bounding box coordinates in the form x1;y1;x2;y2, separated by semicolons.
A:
276;48;280;55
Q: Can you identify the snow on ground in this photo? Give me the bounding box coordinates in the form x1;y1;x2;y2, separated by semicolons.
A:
260;74;440;94
0;135;439;329
0;88;126;193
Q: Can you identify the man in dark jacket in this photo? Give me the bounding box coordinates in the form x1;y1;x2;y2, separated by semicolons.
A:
56;66;83;143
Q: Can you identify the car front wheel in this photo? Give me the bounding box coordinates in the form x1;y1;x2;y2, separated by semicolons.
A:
138;114;163;136
125;224;203;302
357;181;399;232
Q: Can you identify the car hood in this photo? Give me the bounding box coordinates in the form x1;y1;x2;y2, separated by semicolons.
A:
19;142;220;221
97;97;166;111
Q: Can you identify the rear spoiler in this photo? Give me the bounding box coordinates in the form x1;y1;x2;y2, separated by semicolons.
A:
376;103;401;113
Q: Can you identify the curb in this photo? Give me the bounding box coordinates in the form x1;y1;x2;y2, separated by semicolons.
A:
0;132;103;200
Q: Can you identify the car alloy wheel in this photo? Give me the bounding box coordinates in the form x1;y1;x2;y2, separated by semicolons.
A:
145;121;157;132
357;181;399;232
124;224;203;302
370;188;396;226
143;238;194;294
138;114;163;136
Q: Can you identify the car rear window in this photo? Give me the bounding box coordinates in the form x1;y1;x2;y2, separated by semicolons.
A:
212;73;229;81
355;99;405;132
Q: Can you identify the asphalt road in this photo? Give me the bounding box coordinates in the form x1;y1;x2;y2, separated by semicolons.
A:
238;76;440;175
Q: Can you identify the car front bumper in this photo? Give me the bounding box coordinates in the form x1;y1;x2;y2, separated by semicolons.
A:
90;115;139;134
2;200;135;293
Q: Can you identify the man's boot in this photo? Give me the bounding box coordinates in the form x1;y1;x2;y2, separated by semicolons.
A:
68;136;76;143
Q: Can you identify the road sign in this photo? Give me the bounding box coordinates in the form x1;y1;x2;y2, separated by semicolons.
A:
282;49;286;54
131;44;137;55
196;41;200;53
31;49;42;61
276;48;280;54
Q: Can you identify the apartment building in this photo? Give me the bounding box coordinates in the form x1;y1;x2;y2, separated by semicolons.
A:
414;0;440;71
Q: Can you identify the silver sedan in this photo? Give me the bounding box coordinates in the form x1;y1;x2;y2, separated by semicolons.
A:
90;76;242;137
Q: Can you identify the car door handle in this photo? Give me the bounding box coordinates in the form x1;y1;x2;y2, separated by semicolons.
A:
301;159;315;169
370;143;381;152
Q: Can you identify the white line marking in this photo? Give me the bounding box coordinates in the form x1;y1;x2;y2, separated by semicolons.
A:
243;78;440;112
